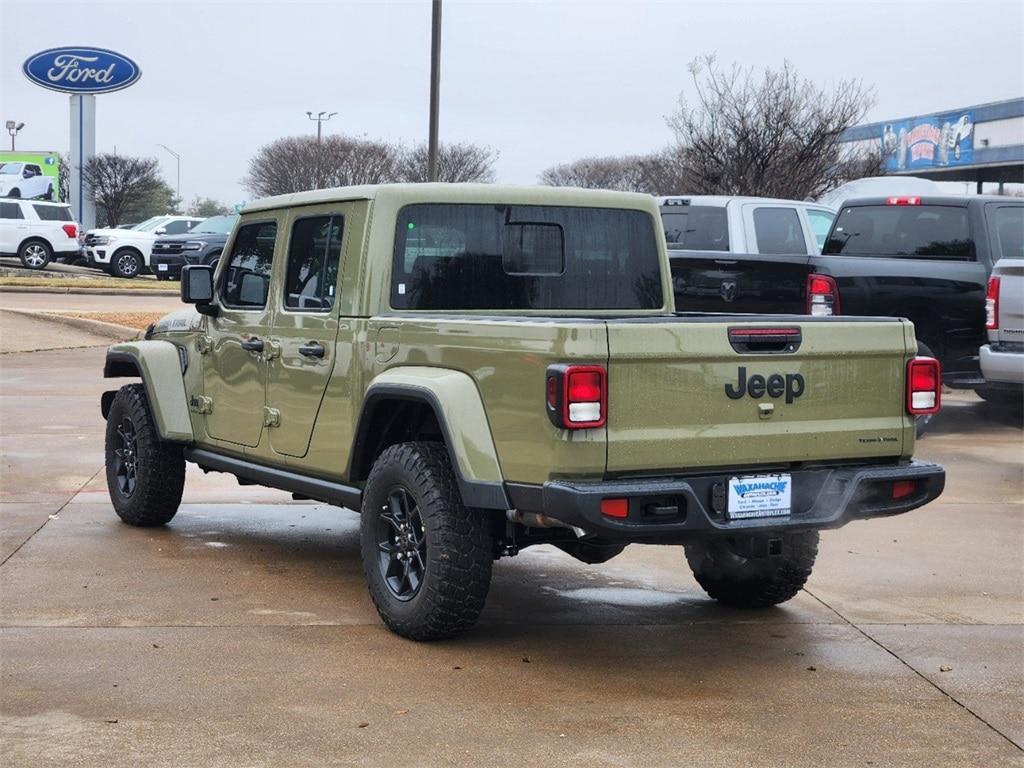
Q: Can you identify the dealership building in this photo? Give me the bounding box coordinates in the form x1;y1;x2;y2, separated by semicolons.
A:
839;97;1024;192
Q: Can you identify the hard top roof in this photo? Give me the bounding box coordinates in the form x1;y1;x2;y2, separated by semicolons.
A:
243;183;659;214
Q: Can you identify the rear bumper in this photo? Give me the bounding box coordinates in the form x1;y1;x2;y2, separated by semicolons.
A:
980;344;1024;385
507;460;945;542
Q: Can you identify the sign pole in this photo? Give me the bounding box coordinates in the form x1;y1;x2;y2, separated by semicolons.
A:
68;94;97;229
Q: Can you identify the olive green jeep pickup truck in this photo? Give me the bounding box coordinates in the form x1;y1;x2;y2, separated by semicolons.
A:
101;184;945;640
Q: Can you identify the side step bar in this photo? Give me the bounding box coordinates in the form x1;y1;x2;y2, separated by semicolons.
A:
183;448;363;511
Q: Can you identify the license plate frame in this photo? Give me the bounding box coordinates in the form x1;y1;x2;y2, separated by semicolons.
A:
727;474;792;520
157;263;169;272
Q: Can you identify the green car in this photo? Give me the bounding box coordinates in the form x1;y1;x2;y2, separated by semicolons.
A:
101;184;945;640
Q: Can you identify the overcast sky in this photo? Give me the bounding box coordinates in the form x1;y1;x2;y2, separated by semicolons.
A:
2;0;1022;206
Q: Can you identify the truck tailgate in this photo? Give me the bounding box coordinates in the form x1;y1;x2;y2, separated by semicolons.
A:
670;252;811;314
606;318;913;474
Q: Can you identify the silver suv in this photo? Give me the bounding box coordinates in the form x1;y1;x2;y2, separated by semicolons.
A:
980;257;1024;403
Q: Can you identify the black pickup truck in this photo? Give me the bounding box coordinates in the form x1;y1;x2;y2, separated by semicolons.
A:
669;195;1024;395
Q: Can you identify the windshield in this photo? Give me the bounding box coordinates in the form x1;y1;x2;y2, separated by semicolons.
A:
824;205;973;259
391;204;663;310
192;214;239;235
661;206;730;251
0;164;23;175
133;217;171;232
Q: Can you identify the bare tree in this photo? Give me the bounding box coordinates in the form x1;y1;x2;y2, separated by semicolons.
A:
399;142;497;183
82;154;163;227
539;150;693;195
667;55;879;199
58;154;70;203
242;135;402;197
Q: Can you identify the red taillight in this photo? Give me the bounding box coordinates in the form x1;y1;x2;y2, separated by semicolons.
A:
806;273;840;316
62;223;77;238
545;364;607;429
986;276;1000;330
892;480;917;500
600;498;629;519
886;196;921;206
906;357;941;415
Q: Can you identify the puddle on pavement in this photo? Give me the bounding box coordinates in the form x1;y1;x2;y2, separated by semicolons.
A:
543;586;699;608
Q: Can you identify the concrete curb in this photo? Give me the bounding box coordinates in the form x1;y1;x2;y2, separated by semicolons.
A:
0;285;178;297
0;308;143;341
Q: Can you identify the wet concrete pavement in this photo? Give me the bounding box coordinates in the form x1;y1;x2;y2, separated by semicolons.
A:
1;325;1022;767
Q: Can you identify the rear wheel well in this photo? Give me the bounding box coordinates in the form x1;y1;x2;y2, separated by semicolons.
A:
350;398;444;482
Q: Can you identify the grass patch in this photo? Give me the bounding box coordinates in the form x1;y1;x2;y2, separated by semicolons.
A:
0;276;176;291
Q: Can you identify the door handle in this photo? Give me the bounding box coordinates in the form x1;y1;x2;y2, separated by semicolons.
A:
298;341;325;358
240;336;264;353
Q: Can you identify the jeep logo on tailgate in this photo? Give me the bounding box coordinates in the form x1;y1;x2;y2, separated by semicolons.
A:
725;367;805;404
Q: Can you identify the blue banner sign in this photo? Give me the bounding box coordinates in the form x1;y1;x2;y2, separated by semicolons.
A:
880;109;974;171
881;110;975;171
23;47;141;94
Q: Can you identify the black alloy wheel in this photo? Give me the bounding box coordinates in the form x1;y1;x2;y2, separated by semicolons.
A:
376;486;427;601
112;417;139;497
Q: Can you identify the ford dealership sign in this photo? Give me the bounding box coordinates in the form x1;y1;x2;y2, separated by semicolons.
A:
23;47;141;94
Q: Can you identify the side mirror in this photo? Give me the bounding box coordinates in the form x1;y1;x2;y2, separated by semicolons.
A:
181;265;217;315
155;227;167;235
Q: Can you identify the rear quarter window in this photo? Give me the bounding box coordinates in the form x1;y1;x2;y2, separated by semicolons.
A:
32;204;72;222
752;207;806;255
824;204;973;260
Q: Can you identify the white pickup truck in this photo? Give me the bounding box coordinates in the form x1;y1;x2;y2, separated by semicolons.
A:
658;196;836;255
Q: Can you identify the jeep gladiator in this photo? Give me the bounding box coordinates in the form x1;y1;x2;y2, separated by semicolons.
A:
101;184;945;640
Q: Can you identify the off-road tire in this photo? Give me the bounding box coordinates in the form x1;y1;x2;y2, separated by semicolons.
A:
104;384;185;527
684;531;819;608
18;239;52;270
111;248;142;279
360;441;493;641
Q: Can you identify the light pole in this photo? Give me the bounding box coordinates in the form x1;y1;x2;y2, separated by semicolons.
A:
306;111;337;142
427;0;442;182
157;143;181;208
6;121;25;151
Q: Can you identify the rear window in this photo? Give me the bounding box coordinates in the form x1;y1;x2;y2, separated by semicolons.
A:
391;204;663;310
988;205;1024;261
824;205;973;259
32;204;72;222
661;206;729;251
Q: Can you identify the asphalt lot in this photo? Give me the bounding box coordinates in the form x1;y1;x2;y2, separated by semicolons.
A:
0;299;1021;767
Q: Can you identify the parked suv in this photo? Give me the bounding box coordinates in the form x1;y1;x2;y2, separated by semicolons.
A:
150;214;239;280
101;184;944;641
0;162;55;200
85;215;204;278
0;199;81;269
659;196;836;254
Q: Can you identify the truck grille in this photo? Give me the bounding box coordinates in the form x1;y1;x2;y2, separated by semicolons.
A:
152;241;185;254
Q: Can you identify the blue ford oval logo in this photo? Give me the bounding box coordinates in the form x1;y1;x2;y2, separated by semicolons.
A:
22;47;141;94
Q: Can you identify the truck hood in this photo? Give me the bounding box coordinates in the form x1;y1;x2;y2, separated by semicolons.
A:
88;228;154;241
154;232;228;245
151;307;203;335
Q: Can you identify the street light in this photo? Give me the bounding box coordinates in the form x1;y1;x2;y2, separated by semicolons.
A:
6;121;25;151
157;144;181;208
428;0;442;182
306;111;337;142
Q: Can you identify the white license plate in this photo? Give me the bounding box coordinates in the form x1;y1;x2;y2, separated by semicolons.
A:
727;474;792;519
157;263;169;271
